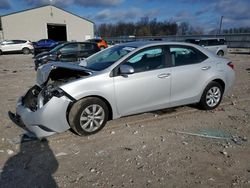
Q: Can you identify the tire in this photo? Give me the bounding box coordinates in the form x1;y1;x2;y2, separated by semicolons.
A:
217;50;224;56
199;81;223;110
22;48;30;54
0;50;2;55
68;97;109;135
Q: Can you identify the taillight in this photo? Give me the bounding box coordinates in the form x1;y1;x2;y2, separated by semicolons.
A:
227;62;234;70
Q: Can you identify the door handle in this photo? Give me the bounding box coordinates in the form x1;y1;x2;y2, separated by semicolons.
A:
157;73;171;78
202;66;211;70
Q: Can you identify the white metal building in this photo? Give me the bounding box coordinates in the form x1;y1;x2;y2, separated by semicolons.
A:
0;5;94;42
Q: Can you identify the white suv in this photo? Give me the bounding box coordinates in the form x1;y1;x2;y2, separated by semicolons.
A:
185;38;227;56
0;40;34;55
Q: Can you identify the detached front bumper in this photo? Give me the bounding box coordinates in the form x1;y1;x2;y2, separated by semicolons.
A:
16;87;72;138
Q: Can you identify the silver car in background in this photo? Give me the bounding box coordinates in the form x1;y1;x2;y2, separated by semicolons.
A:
16;41;235;138
185;38;227;56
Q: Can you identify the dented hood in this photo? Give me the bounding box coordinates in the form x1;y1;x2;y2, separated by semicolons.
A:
36;62;93;86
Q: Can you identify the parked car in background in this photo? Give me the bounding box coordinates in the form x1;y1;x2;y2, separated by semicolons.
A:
34;42;100;70
16;41;235;138
87;38;108;50
33;39;59;56
185;38;227;56
0;40;34;55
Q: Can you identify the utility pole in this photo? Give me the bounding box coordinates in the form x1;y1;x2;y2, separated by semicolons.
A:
219;16;224;34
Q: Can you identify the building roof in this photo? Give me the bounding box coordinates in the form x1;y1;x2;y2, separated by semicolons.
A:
0;5;94;24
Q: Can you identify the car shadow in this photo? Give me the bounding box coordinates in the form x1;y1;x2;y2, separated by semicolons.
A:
152;104;198;116
152;107;178;115
0;136;59;188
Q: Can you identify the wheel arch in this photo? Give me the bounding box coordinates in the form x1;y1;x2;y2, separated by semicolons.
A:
198;76;226;101
67;95;114;122
216;49;224;56
212;78;225;93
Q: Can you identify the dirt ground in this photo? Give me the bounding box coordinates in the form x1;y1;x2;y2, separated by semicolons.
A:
0;53;249;188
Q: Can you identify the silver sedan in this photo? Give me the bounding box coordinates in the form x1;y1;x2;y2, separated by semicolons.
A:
16;41;235;137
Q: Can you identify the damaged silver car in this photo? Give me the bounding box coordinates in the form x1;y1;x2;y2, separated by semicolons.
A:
16;41;235;138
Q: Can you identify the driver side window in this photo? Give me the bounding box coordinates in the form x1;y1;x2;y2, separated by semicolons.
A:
124;47;165;73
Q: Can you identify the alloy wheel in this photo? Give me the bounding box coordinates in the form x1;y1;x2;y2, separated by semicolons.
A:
206;86;221;107
79;104;105;133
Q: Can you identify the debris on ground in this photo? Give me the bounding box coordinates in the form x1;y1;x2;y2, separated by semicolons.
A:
124;147;133;151
133;131;138;135
55;152;68;157
90;168;96;173
182;141;188;145
220;150;228;156
168;129;232;140
6;149;14;155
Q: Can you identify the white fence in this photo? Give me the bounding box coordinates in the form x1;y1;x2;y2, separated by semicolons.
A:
105;34;250;48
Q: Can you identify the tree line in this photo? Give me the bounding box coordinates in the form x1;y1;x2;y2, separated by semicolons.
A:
95;17;250;37
95;17;205;37
95;17;178;37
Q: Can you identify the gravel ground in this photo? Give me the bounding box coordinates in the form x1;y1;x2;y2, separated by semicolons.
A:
0;53;249;188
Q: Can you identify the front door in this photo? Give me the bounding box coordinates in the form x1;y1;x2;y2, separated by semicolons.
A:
114;46;172;116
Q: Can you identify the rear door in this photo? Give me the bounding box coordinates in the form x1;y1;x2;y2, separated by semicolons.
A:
169;45;211;106
113;46;172;116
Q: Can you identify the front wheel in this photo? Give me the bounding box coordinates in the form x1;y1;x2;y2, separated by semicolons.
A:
68;97;109;135
199;82;223;110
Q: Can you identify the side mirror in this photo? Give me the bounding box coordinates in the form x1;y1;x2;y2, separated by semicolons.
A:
120;64;134;75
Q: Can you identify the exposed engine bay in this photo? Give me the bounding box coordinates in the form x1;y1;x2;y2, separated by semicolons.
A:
23;62;92;111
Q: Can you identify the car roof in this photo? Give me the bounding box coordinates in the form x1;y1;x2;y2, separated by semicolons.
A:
186;38;225;40
118;41;198;48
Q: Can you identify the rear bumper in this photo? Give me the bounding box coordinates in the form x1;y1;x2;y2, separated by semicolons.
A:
16;91;72;138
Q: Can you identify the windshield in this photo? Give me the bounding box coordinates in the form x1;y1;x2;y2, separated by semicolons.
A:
50;43;65;53
80;45;136;71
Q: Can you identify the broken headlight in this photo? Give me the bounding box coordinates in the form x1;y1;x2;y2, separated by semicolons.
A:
37;85;65;109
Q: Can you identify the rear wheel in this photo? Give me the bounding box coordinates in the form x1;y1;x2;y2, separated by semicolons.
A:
0;50;2;55
199;81;223;110
68;97;109;135
217;50;224;56
22;48;30;54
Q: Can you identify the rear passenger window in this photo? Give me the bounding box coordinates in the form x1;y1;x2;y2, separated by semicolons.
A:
170;46;207;66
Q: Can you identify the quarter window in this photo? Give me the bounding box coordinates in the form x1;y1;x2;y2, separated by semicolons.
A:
170;46;207;66
124;47;166;73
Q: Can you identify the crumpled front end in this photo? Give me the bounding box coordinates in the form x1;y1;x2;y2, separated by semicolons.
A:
16;62;92;138
16;85;73;138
